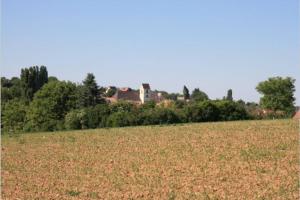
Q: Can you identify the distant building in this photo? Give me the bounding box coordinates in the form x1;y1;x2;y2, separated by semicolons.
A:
106;83;163;104
140;83;151;104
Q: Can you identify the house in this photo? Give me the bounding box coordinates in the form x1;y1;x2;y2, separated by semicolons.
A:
106;83;163;104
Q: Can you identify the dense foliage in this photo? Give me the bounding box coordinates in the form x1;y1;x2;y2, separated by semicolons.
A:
1;77;22;106
2;99;27;133
256;77;295;115
191;88;209;102
25;81;77;131
1;66;296;134
20;66;48;101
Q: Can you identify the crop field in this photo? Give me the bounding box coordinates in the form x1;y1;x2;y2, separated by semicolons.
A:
2;119;299;199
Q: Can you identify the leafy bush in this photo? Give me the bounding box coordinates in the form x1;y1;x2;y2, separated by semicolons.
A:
106;111;136;127
85;104;111;128
109;101;136;113
197;101;220;122
191;88;209;102
65;110;82;130
2;99;27;134
139;101;156;111
215;100;249;121
183;101;219;122
94;104;111;128
65;104;111;130
136;109;155;125
136;107;181;125
153;108;181;124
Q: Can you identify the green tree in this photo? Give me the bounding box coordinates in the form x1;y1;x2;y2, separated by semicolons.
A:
256;77;295;114
39;66;48;86
106;111;136;127
183;85;190;100
48;76;58;82
183;101;219;122
191;88;209;102
1;87;12;105
65;109;82;130
10;77;22;98
106;87;117;97
93;104;111;127
75;85;87;108
1;77;22;106
25;81;77;131
1;77;12;87
139;100;156;111
65;109;88;130
109;101;136;113
215;100;249;121
2;99;27;134
20;66;48;101
154;108;181;124
78;73;101;107
85;106;109;129
197;101;220;121
226;89;233;101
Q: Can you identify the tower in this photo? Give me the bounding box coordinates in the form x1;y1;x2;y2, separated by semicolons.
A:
140;83;151;104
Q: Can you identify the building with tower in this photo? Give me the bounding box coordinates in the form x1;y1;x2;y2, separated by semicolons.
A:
106;83;163;104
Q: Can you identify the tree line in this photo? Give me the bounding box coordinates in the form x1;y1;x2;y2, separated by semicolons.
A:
1;66;296;134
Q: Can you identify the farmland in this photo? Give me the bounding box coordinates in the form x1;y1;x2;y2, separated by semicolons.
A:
2;119;299;199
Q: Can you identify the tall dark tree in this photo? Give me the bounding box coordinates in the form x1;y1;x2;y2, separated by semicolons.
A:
20;66;48;101
39;66;48;87
75;85;87;108
191;88;209;102
183;85;190;100
21;68;31;101
79;73;100;107
226;89;233;101
256;77;295;114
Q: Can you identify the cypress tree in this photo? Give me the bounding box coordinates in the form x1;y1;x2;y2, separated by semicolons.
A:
226;89;233;101
183;85;190;100
81;73;100;107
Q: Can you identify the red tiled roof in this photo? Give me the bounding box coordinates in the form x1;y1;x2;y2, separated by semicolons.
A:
112;90;140;102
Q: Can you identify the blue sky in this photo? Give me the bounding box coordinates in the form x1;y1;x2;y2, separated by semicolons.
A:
2;0;300;104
